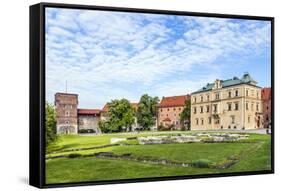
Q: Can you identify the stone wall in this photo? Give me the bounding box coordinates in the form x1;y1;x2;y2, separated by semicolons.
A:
78;114;101;134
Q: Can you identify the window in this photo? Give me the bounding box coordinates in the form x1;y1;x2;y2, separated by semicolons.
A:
248;116;251;123
179;108;181;111
196;118;199;125
160;109;163;112
194;97;197;103
201;96;203;102
215;119;220;124
200;106;203;113
201;118;204;125
251;102;254;111
257;92;259;98
227;103;232;111
213;104;217;112
267;106;269;111
246;102;249;110
206;105;210;113
167;108;169;111
65;111;70;116
207;95;210;101
194;107;197;114
256;103;259;111
208;117;211;124
235;90;239;97
228;91;231;98
231;116;235;124
166;114;168;117
235;102;239;110
215;93;220;100
246;90;249;97
65;121;69;124
173;108;176;111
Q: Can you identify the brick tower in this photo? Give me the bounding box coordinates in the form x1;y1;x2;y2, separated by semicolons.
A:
55;93;78;134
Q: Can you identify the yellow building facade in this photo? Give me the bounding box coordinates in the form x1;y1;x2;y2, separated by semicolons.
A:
191;73;263;130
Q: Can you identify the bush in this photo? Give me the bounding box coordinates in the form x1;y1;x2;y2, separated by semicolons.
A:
78;129;96;134
201;137;215;143
68;153;82;158
98;120;111;133
191;159;211;168
158;124;168;131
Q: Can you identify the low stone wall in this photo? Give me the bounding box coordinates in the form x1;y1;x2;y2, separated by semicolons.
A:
110;133;249;145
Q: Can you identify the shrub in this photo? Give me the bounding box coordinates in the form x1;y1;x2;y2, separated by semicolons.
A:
158;125;169;131
201;137;215;143
78;129;95;134
68;153;82;158
127;137;137;140
191;159;210;168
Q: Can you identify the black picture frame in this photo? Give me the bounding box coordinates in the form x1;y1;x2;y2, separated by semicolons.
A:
30;2;275;188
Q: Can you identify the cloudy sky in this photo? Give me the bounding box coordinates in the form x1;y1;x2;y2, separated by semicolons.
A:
45;8;271;109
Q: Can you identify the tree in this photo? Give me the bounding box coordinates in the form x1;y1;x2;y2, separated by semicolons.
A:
98;120;111;133
45;102;58;147
180;99;191;130
107;99;135;132
136;94;159;130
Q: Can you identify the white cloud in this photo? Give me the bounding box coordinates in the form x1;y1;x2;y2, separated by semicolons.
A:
45;8;271;108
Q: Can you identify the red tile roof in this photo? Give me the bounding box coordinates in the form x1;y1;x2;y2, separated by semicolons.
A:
159;95;190;108
262;88;271;101
78;109;101;115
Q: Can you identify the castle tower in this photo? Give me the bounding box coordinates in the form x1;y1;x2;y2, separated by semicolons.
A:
55;93;78;134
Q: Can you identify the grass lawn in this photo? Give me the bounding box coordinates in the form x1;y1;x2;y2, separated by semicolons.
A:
45;132;272;184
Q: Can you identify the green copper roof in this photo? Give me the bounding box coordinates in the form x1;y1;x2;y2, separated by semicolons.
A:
192;73;258;94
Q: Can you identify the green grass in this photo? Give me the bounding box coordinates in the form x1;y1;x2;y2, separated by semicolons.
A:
46;132;272;184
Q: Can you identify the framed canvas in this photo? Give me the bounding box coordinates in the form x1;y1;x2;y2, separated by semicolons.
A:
29;2;274;188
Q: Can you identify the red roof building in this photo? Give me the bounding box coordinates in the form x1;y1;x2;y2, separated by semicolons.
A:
261;88;272;128
158;95;190;129
78;109;101;115
159;95;190;108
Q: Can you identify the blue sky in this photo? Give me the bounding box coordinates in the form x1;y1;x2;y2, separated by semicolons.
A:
45;8;271;109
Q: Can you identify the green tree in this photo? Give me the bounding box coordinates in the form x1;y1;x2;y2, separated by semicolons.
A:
98;120;111;133
107;99;135;132
45;102;58;147
180;99;191;130
136;94;159;130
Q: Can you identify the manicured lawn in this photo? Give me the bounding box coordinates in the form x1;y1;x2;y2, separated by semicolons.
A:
45;132;271;184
